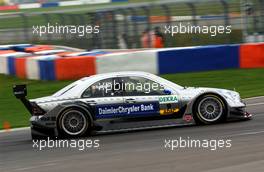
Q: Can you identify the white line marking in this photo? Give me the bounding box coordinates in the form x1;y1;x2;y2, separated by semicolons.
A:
13;163;57;171
98;123;193;134
247;102;264;106
244;96;264;100
228;130;264;137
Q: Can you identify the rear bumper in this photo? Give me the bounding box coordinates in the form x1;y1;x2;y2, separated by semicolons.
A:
30;115;57;139
31;125;56;139
30;115;56;127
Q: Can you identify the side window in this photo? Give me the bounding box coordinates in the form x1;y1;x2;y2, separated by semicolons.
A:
82;78;122;98
121;76;166;96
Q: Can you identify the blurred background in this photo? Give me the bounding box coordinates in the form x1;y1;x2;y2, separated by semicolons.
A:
0;0;263;49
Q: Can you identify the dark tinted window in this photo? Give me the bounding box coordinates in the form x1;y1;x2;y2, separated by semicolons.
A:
82;78;122;98
120;76;165;96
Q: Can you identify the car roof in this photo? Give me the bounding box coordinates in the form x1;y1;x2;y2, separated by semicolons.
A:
52;71;157;97
81;71;155;81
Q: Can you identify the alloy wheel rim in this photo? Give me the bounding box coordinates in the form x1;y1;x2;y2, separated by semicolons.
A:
61;110;87;135
198;97;223;122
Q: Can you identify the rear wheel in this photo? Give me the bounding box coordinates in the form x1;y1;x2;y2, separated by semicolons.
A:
193;94;227;124
58;108;91;137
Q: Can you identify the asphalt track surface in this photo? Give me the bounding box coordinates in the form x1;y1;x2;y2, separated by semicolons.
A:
1;97;264;172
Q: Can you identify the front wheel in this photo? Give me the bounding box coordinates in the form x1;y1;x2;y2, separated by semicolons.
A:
193;94;227;124
58;108;91;137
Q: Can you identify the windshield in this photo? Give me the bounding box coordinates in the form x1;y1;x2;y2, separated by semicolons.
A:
152;74;183;90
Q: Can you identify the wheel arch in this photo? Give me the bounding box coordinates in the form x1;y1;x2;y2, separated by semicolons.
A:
56;103;94;129
192;92;229;113
194;92;231;124
184;92;230;117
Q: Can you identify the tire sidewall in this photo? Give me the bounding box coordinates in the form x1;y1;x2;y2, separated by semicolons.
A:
58;108;92;138
193;94;227;125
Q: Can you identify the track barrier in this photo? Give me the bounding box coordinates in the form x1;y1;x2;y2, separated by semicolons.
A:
0;42;263;80
240;43;264;68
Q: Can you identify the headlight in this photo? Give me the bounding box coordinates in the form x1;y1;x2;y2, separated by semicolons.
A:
225;91;241;102
227;91;239;98
219;90;240;101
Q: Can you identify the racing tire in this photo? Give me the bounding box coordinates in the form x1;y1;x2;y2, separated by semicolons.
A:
58;108;92;138
193;94;227;125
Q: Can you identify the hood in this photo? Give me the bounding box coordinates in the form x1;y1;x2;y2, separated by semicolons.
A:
179;87;241;103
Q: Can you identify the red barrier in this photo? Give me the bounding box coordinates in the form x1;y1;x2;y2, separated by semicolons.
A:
240;43;264;68
149;16;169;23
0;5;18;11
25;45;53;53
56;52;75;56
0;50;15;54
55;56;96;80
15;56;36;79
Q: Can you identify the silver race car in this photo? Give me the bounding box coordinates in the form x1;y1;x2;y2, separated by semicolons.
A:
13;71;252;139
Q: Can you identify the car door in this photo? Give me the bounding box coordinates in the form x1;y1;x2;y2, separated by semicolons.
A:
119;75;176;118
81;77;125;119
120;75;182;118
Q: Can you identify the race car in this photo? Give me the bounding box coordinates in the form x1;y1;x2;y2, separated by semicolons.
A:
13;71;252;139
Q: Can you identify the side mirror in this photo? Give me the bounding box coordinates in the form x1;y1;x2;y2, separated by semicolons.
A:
13;84;27;99
163;89;172;95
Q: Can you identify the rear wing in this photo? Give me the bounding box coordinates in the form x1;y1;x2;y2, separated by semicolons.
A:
13;85;32;114
13;84;27;98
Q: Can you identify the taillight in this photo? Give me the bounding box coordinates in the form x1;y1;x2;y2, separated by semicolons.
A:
31;102;46;116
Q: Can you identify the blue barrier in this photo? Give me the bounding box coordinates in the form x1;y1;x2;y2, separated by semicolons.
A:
0;47;10;50
38;59;56;80
7;56;16;75
199;15;225;20
12;44;32;51
129;16;148;22
41;2;59;8
112;0;128;2
158;45;240;74
80;51;109;56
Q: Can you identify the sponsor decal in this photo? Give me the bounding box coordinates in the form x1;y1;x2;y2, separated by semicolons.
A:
95;102;159;118
160;108;179;115
159;96;178;103
183;114;193;122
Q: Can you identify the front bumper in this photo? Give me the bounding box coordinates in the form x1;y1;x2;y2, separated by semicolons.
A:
229;106;252;120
